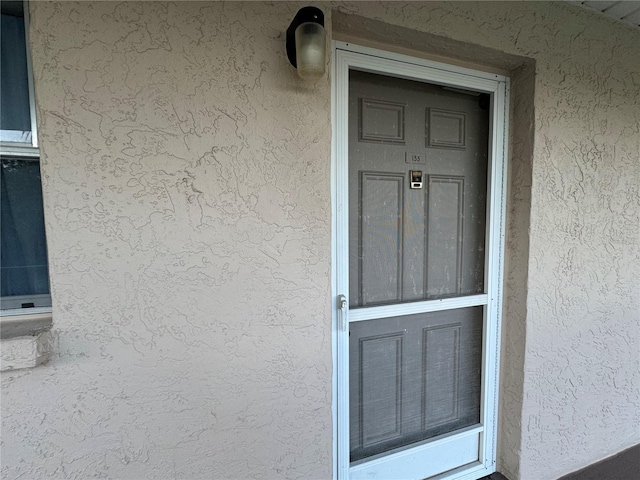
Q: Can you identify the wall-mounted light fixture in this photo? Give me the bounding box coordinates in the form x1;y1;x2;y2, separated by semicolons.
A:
286;7;326;80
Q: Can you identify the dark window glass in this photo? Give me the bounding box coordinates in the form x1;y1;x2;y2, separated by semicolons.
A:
1;2;32;142
1;158;50;301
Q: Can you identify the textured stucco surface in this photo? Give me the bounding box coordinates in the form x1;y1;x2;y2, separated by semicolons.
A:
499;61;536;480
1;2;639;480
0;331;53;371
2;2;332;479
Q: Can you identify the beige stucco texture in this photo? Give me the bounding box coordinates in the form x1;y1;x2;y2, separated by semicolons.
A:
3;2;332;480
1;2;638;480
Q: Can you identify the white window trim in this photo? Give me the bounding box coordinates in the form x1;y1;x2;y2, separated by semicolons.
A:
331;41;510;480
24;0;39;149
0;144;39;158
0;0;38;153
0;310;52;336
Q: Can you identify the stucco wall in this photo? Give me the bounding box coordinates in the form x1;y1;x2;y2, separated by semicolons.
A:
1;2;639;480
2;2;333;479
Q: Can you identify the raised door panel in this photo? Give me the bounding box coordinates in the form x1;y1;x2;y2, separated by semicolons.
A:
359;173;404;306
360;334;403;448
426;175;464;297
422;323;461;428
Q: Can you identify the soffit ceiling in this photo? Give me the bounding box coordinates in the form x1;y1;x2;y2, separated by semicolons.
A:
569;1;640;29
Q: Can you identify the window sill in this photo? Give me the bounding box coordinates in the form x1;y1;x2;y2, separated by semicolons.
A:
0;310;52;339
0;142;39;157
0;311;53;372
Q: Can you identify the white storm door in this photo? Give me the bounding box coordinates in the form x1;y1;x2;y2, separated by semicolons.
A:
333;44;508;480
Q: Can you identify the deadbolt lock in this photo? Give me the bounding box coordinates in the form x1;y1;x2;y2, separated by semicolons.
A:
410;170;423;189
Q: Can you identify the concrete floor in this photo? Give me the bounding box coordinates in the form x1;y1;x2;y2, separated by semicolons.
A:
479;443;639;480
481;474;507;480
559;444;640;480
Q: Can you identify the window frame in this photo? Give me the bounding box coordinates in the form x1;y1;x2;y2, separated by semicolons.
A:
1;0;52;322
0;0;38;150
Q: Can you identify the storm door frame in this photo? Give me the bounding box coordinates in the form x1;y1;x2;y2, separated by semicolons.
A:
331;42;510;480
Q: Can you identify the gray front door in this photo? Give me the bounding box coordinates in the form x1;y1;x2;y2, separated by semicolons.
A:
348;70;490;464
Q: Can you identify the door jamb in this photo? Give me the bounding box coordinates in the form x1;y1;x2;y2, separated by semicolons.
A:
331;41;510;480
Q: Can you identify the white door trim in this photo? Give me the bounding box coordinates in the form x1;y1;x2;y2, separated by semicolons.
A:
331;41;510;480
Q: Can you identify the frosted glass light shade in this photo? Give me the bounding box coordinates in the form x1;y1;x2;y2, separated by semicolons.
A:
294;22;326;80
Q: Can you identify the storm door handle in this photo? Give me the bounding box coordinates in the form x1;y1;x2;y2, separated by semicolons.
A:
338;294;348;332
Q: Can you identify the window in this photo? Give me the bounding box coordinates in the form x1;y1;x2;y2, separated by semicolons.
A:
1;1;51;314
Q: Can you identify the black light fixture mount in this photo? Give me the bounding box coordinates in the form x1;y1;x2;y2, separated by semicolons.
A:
286;6;326;79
